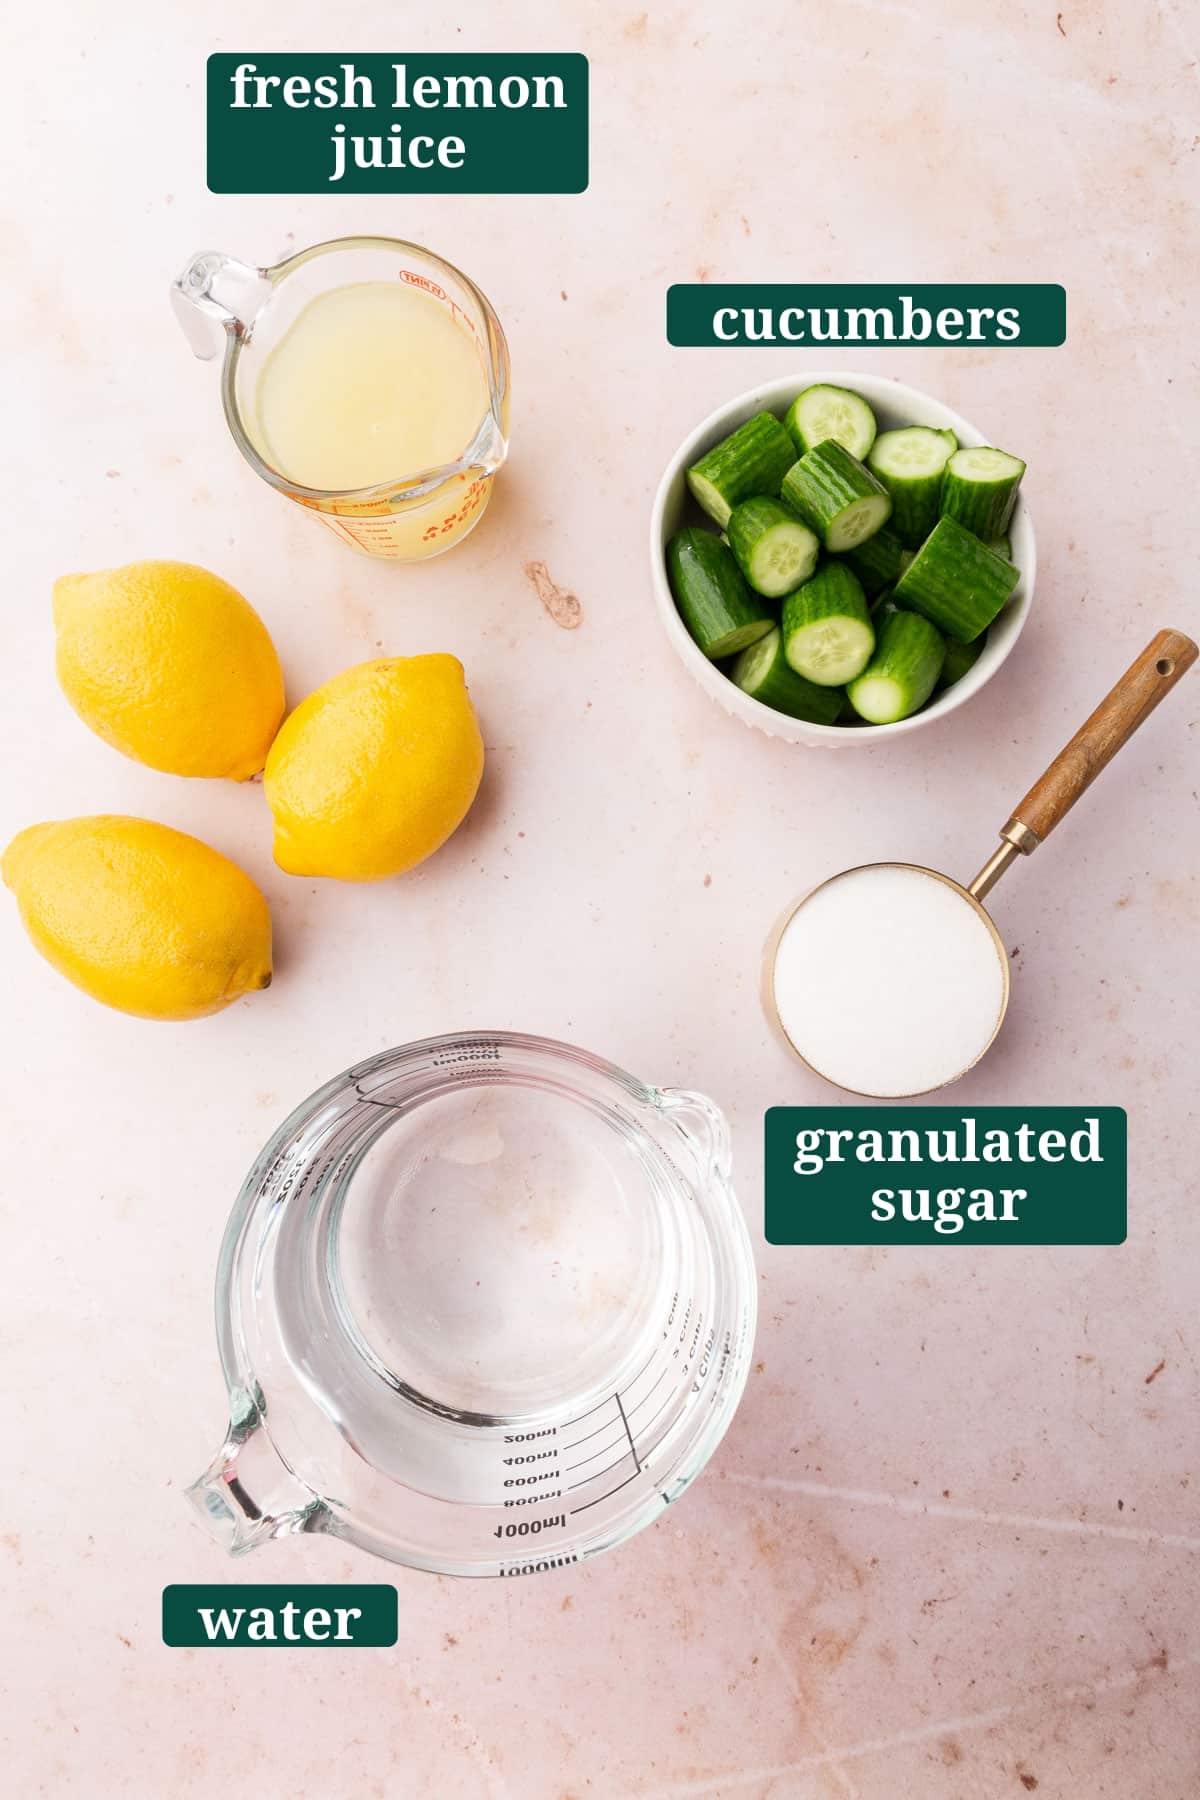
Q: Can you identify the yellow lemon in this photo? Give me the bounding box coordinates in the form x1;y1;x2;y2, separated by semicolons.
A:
53;560;285;780
264;655;484;881
2;816;272;1020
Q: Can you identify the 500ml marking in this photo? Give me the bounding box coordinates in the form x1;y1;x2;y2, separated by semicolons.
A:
493;1513;566;1539
504;1428;557;1443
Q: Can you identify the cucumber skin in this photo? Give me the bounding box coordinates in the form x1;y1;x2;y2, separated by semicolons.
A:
727;496;819;597
781;441;891;548
867;429;956;549
667;529;772;659
940;451;1025;539
839;526;907;598
847;608;945;723
784;384;877;458
938;634;985;689
731;627;844;724
781;563;874;684
894;516;1019;644
686;412;796;527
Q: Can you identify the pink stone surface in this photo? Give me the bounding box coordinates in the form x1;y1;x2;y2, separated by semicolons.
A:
2;3;1198;1795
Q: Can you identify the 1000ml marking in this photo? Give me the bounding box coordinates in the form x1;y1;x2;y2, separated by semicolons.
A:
494;1514;566;1539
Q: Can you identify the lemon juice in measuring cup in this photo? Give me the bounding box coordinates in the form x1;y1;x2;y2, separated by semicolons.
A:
172;236;510;561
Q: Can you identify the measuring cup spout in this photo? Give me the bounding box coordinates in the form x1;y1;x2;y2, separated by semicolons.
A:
186;1388;328;1556
658;1088;734;1188
170;250;273;363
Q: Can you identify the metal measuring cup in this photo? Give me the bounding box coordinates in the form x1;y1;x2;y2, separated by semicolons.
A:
767;629;1198;1096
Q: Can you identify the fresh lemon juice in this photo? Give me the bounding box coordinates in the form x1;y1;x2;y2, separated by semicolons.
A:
249;280;489;494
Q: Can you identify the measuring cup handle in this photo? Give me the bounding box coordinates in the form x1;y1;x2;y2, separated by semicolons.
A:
1002;628;1197;850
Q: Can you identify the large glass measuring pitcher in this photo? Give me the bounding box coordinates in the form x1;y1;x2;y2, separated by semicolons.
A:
188;1033;756;1578
171;236;510;561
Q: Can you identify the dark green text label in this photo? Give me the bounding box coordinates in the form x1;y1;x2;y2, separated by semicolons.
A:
208;55;588;193
765;1108;1125;1245
162;1584;398;1647
668;285;1066;347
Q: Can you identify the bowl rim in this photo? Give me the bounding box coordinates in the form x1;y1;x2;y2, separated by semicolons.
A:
649;369;1035;746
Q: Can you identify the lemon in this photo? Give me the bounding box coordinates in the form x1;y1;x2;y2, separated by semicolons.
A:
2;816;272;1020
53;560;285;780
264;655;484;881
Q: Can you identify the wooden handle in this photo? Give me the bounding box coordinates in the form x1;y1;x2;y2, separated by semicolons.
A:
1004;629;1197;847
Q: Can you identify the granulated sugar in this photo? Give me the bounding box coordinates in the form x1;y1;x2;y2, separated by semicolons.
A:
771;864;1007;1096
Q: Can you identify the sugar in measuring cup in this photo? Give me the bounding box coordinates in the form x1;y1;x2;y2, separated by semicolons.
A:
767;630;1197;1096
172;236;509;561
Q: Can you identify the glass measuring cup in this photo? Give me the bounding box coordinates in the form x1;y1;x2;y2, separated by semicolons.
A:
188;1033;756;1577
171;236;510;561
766;629;1198;1096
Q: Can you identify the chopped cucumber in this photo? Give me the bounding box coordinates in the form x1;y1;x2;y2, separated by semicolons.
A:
847;607;945;723
727;496;820;598
938;633;985;689
894;515;1019;643
839;525;908;598
983;534;1013;563
686;412;796;528
867;426;958;548
784;384;877;460
781;563;875;686
782;441;892;553
940;446;1026;539
731;626;845;723
667;528;774;659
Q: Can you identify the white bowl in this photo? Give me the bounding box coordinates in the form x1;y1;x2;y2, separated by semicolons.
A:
649;371;1034;748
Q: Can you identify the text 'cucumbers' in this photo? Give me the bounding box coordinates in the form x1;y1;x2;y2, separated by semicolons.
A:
731;627;845;724
781;440;892;553
847;606;946;723
784;384;877;460
940;445;1026;539
782;563;875;686
666;528;774;659
727;496;820;598
685;412;796;528
894;515;1020;643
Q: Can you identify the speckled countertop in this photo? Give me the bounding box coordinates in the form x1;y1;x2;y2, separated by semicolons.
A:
2;2;1198;1795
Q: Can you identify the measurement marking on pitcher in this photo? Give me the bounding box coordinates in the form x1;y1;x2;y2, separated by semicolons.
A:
614;1391;642;1474
568;1470;643;1516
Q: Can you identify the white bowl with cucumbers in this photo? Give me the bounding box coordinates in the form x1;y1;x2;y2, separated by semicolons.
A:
650;372;1034;747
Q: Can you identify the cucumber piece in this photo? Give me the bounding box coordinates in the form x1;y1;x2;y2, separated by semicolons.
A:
727;497;820;598
839;525;907;598
781;563;875;686
983;534;1013;563
784;384;877;459
867;427;958;548
938;633;985;690
730;626;844;724
847;607;945;724
894;515;1019;643
667;529;773;659
781;441;892;553
940;446;1026;538
686;413;795;528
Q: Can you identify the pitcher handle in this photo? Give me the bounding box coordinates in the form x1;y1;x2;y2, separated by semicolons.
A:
170;250;272;362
